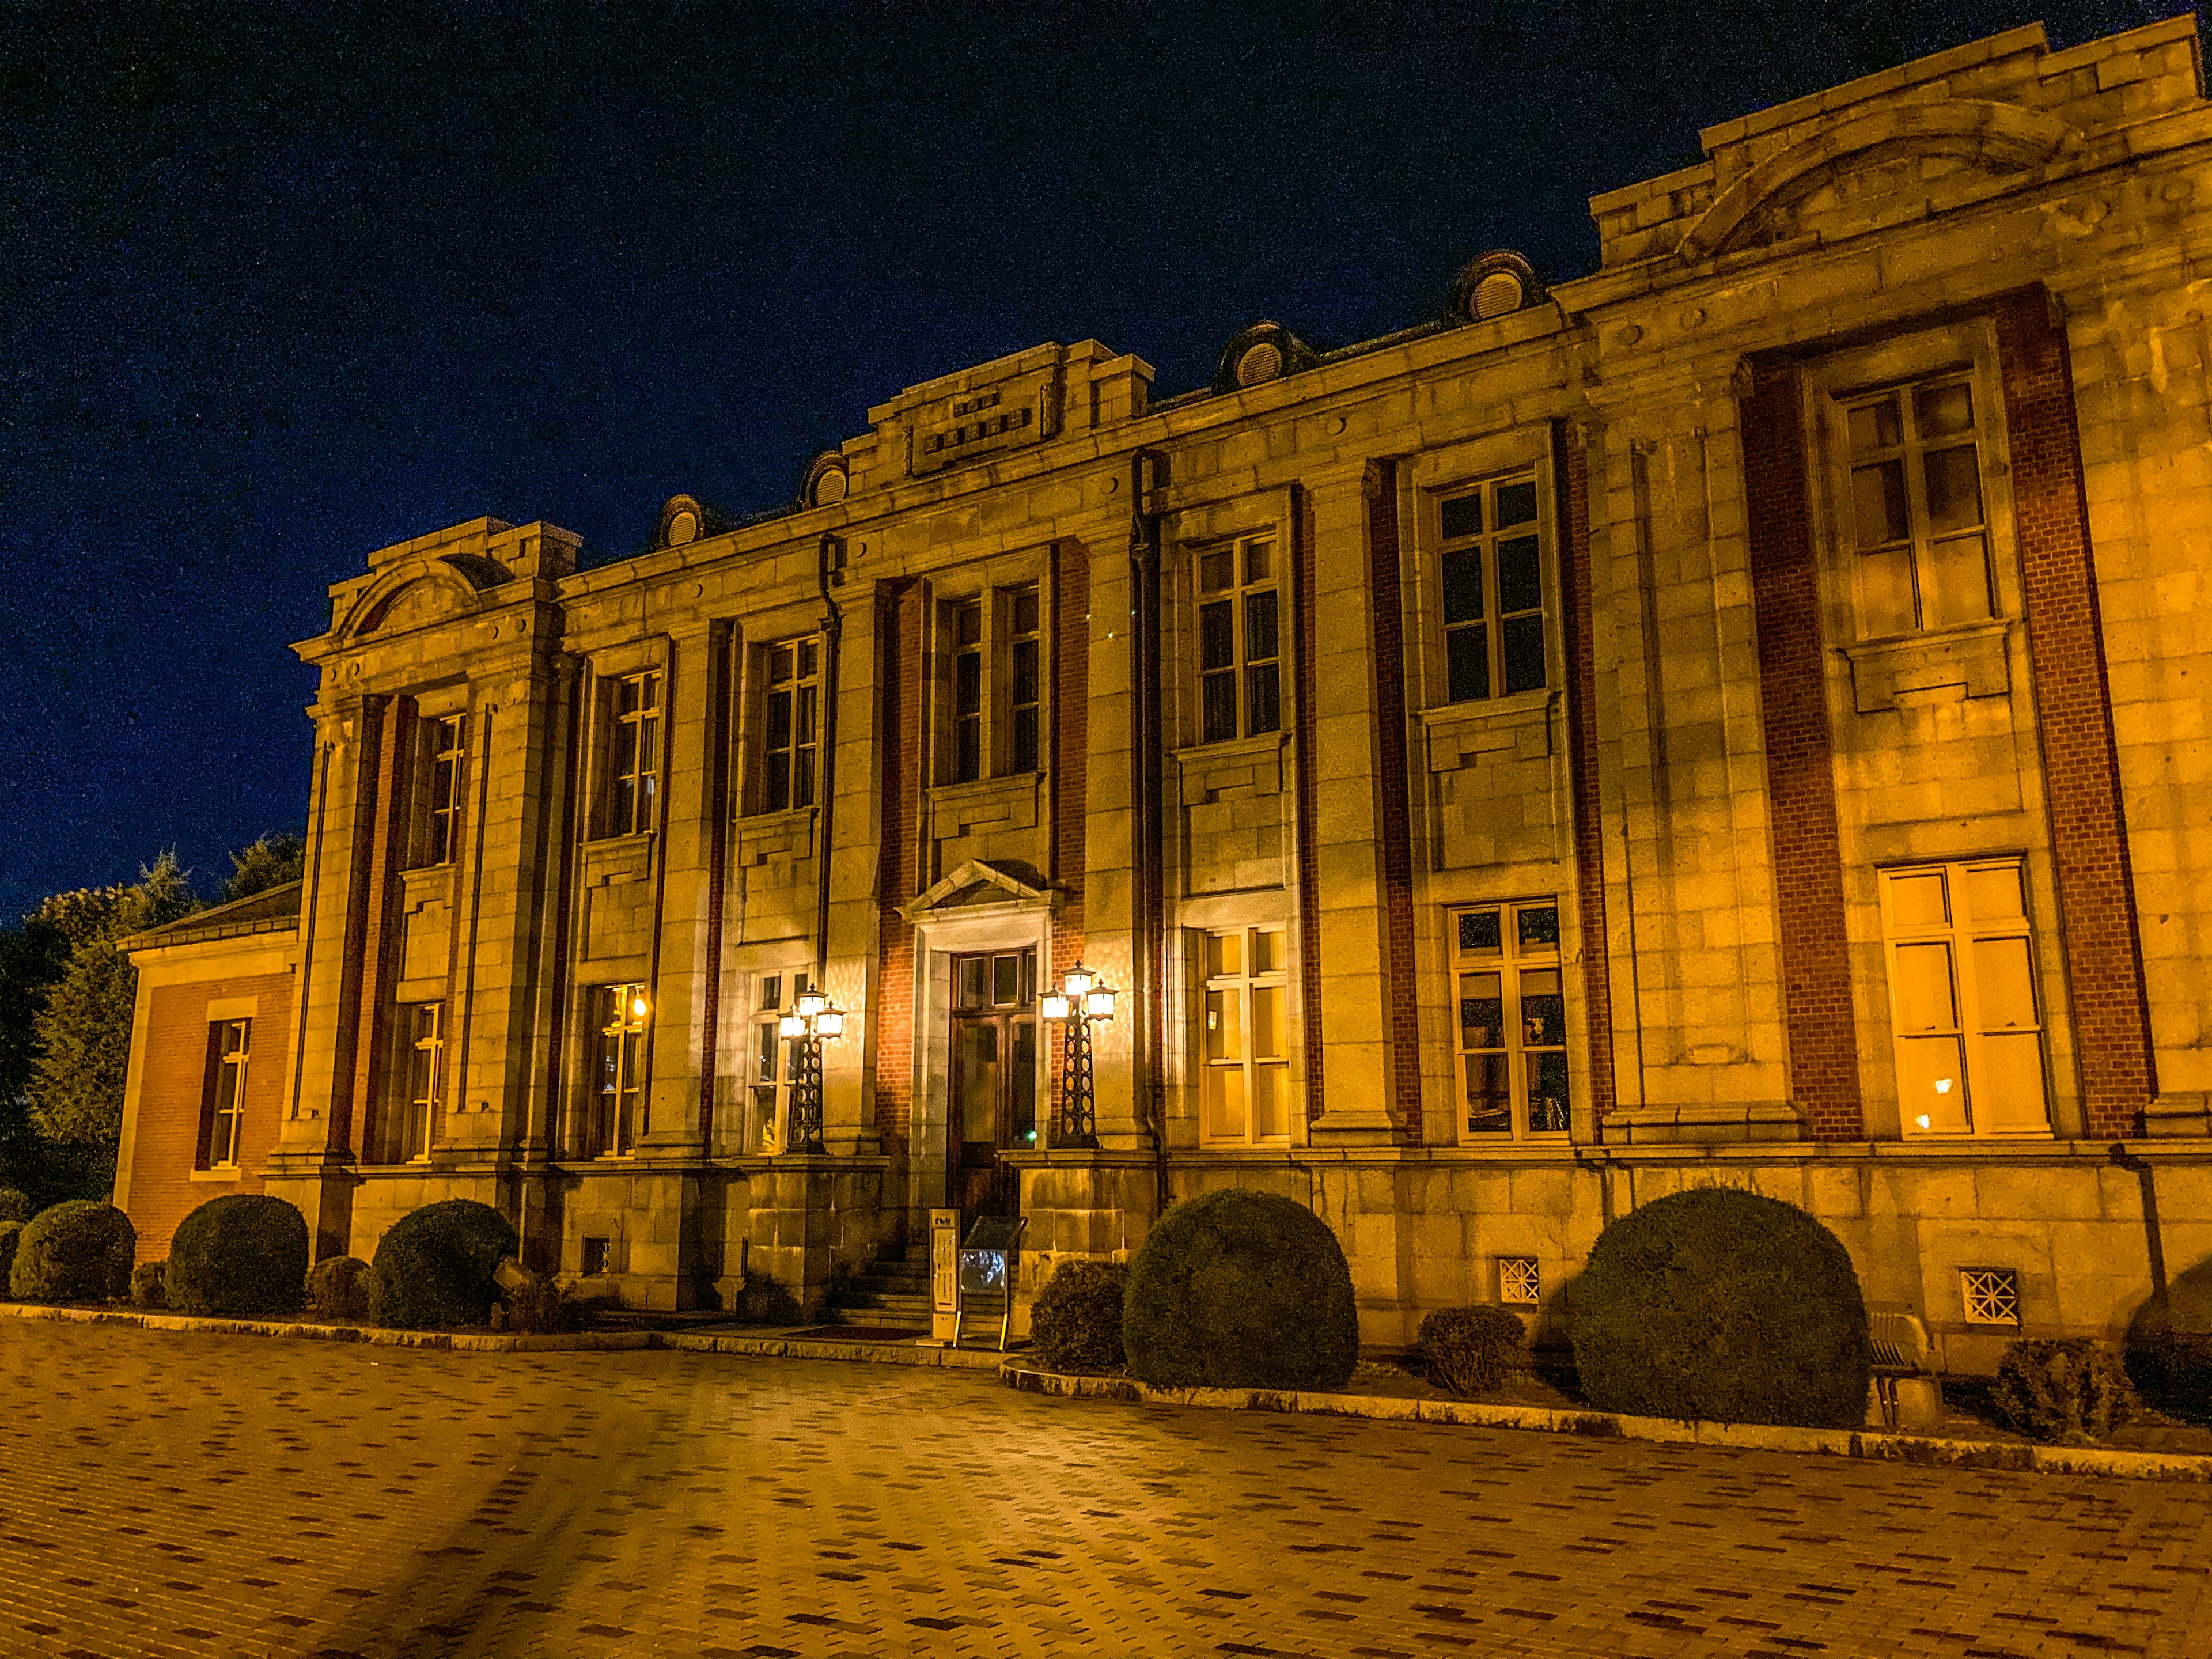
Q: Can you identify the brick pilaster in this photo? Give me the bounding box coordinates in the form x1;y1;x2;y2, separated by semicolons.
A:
1050;539;1089;982
873;581;925;1146
1365;461;1422;1141
1291;483;1327;1128
1556;422;1619;1127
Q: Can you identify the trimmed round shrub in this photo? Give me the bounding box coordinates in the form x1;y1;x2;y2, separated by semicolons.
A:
1124;1188;1359;1391
166;1194;308;1319
1993;1338;2137;1444
307;1255;373;1323
1031;1259;1130;1373
9;1200;135;1304
0;1189;32;1225
367;1199;519;1330
1570;1185;1871;1427
2126;1258;2212;1424
0;1221;21;1295
1419;1305;1527;1396
131;1259;167;1310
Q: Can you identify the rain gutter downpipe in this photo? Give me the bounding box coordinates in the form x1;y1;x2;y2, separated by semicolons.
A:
1130;446;1169;1211
815;532;843;992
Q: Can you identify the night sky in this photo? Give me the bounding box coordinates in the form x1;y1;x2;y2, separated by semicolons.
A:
0;1;2187;919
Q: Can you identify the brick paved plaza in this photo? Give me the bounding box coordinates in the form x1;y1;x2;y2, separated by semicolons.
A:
2;1322;2209;1658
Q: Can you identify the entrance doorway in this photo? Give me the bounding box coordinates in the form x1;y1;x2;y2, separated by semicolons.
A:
949;948;1039;1219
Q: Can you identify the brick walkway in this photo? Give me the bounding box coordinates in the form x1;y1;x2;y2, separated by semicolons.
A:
2;1321;2207;1658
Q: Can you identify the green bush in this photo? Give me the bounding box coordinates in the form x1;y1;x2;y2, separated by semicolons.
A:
1419;1306;1527;1396
1124;1188;1359;1391
166;1194;308;1319
1031;1259;1130;1373
1570;1185;1871;1427
0;1221;21;1295
130;1259;167;1310
9;1200;135;1304
367;1200;519;1330
306;1256;372;1323
1993;1338;2137;1444
2126;1259;2212;1423
0;1190;32;1225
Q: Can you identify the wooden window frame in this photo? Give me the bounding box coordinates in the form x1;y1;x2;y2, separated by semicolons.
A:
1437;472;1547;705
760;638;821;814
399;1001;443;1162
605;671;662;838
198;1019;250;1170
1449;899;1570;1141
1840;373;1997;639
1194;534;1282;746
591;982;649;1158
1198;925;1292;1146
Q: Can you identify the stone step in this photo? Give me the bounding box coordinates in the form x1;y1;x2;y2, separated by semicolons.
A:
832;1289;933;1313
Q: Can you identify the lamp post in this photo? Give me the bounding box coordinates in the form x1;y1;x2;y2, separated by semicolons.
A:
1040;962;1116;1150
778;988;845;1156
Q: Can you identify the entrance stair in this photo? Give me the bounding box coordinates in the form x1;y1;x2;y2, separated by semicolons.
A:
826;1244;933;1332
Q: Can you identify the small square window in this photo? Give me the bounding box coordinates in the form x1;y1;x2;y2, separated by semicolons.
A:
1960;1267;2020;1325
1499;1257;1541;1305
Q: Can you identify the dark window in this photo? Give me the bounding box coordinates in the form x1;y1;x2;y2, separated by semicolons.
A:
763;641;820;812
1439;476;1547;704
1196;536;1281;744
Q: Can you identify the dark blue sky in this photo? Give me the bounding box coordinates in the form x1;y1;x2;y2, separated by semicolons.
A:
0;0;2187;918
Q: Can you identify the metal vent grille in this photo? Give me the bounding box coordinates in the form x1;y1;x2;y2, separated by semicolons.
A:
1236;342;1283;386
812;468;848;506
666;509;698;546
1473;269;1525;319
1499;1256;1541;1305
1960;1267;2020;1325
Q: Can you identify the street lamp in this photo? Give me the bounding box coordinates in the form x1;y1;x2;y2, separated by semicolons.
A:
778;988;845;1155
1040;961;1116;1149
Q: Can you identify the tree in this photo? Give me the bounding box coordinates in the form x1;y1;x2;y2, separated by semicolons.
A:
27;853;200;1155
223;833;305;902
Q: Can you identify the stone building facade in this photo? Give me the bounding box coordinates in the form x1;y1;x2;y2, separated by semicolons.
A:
116;16;2212;1370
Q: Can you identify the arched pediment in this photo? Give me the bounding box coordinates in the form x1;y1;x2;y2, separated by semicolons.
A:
340;555;503;641
1679;100;2082;263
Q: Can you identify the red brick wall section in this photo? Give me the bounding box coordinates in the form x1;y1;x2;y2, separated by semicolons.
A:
1741;359;1865;1140
1050;539;1089;982
1364;461;1423;1143
1291;483;1328;1128
1994;290;2157;1138
124;972;296;1263
1554;423;1619;1126
873;581;924;1146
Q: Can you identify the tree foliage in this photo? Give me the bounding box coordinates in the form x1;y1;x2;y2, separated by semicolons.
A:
223;834;305;902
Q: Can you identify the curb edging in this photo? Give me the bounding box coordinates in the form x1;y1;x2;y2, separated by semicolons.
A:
998;1365;2212;1483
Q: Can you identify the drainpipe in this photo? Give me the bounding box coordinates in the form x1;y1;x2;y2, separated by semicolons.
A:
1130;448;1169;1212
814;532;843;991
2110;1142;2169;1299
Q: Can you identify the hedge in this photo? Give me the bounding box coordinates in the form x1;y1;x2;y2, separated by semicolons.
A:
1419;1305;1526;1396
130;1260;167;1310
9;1200;135;1304
0;1221;21;1293
367;1199;519;1329
307;1256;372;1323
167;1194;308;1319
0;1190;32;1226
1031;1259;1129;1373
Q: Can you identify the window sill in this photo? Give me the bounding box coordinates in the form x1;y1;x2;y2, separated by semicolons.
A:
927;771;1042;805
1841;618;2013;714
1171;730;1286;767
1197;1139;1296;1152
1420;690;1556;773
189;1165;243;1182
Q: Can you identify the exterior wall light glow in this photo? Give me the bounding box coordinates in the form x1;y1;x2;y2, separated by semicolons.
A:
1041;961;1115;1149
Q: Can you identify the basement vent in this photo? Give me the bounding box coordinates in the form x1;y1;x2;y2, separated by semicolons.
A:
1472;268;1526;319
1498;1256;1541;1305
1960;1267;2020;1325
582;1237;612;1277
1236;341;1284;386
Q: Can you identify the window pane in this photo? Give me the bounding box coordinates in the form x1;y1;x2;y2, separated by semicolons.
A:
1972;937;2038;1029
954;650;983;716
1252;1065;1290;1141
1244;541;1272;584
1206;988;1243;1062
766;753;791;812
1517;906;1560;950
766;689;791;752
797;642;816;679
1495;479;1538;528
1459;972;1505;1050
1199;548;1234;593
1244;589;1278;664
993;954;1020;1006
1206;930;1243;979
640;672;660;710
957;956;987;1010
1446;624;1490;702
1249;929;1279;975
1464;1054;1512;1134
1201;671;1238;744
1440;494;1482;539
1925;534;1993;628
1900;1035;1969;1132
1205;1066;1247;1141
1914;381;1974;440
954;720;980;784
1502;613;1546;695
1012;706;1039;774
1894;942;1959;1032
1246;662;1281;736
1923;445;1984;533
955;601;983;647
1199;599;1234;672
794;684;816;747
756;1025;777;1085
1977;1033;2049;1133
768;645;791;684
1849;396;1902;450
1965;863;2024;923
1520;968;1565;1046
1458;911;1502;956
1011;585;1039;634
1251;986;1286;1060
1010;637;1039;705
1889;871;1949;928
1498;535;1541;617
791;749;814;809
1853;459;1908;546
1527;1051;1570;1133
1442;548;1486;624
1857;546;1918;638
1010;1022;1037;1144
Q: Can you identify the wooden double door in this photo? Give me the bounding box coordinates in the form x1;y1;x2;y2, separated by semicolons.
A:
949;948;1039;1219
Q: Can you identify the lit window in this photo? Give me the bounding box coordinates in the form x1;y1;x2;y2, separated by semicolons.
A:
1450;901;1569;1138
1960;1267;2021;1326
414;714;466;868
399;1002;443;1162
1499;1257;1541;1306
751;972;810;1154
762;639;820;812
1439;475;1546;703
1843;377;1994;637
1200;926;1291;1145
1880;860;2048;1137
608;672;661;836
199;1020;249;1170
593;983;649;1157
1196;536;1281;744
